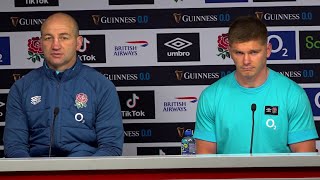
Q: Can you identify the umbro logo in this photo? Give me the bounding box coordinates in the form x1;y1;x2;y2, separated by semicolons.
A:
31;96;41;105
164;38;192;51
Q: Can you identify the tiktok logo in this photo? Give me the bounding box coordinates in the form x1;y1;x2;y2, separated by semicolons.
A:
118;90;155;119
126;93;140;109
78;37;90;53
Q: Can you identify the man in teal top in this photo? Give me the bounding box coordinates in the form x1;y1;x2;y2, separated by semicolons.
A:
193;16;318;154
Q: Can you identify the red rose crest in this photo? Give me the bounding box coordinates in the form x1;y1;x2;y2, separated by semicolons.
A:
27;37;44;63
75;93;88;109
217;33;230;60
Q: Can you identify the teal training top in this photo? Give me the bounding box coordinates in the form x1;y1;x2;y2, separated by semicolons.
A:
193;69;318;154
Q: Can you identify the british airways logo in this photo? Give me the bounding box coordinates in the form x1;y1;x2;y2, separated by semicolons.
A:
175;96;198;103
114;40;148;56
163;96;198;112
126;41;149;47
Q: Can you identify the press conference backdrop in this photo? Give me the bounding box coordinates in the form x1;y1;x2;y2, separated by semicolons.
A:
0;0;319;157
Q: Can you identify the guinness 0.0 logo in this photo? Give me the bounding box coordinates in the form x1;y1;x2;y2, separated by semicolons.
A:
173;13;182;23
92;15;101;25
10;17;20;27
255;12;264;20
175;70;183;80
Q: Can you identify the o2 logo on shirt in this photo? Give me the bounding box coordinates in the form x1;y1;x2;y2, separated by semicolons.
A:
267;31;296;60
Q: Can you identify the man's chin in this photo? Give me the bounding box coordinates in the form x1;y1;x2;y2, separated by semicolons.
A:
242;72;255;79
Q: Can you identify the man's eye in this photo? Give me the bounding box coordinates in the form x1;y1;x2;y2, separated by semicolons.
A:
60;36;69;40
44;37;52;40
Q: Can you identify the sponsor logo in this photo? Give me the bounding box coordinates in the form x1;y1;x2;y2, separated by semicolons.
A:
0;69;30;89
103;71;151;82
91;15;149;25
0;37;10;65
0;94;7;122
163;96;197;112
299;31;320;59
14;0;59;7
177;127;189;138
78;35;106;63
126;93;139;108
123;122;194;143
13;74;23;81
31;96;41;105
124;129;152;138
264;106;279;115
270;64;318;83
255;11;311;22
278;71;302;78
137;147;181;155
217;33;230;60
114;40;148;56
118;91;155;119
175;70;220;80
265;119;277;130
27;37;44;63
11;17;46;27
109;0;154;5
304;88;320;116
157;33;200;62
74;113;85;123
173;13;230;23
267;31;296;60
205;0;248;2
165;38;192;51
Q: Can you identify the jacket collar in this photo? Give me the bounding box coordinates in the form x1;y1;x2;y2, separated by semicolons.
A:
42;58;83;81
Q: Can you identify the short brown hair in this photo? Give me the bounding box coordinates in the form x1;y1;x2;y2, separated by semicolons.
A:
228;16;267;45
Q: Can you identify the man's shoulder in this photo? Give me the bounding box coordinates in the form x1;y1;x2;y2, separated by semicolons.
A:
206;72;234;89
201;72;234;97
269;69;303;92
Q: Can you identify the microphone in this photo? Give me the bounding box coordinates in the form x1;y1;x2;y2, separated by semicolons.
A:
250;104;256;154
49;107;59;157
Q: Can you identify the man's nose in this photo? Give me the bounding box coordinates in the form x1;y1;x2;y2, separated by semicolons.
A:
51;38;61;49
243;53;251;65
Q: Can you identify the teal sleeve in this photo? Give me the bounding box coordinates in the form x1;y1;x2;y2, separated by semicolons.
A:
288;88;319;144
193;88;216;142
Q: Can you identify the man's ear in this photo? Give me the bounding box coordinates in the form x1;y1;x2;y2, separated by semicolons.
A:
76;35;83;51
266;43;272;58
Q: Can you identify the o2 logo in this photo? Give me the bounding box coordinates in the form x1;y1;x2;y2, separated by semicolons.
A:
267;31;296;60
304;88;320;116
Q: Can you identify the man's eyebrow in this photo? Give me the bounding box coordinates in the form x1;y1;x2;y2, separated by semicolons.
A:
42;32;71;36
59;33;71;36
